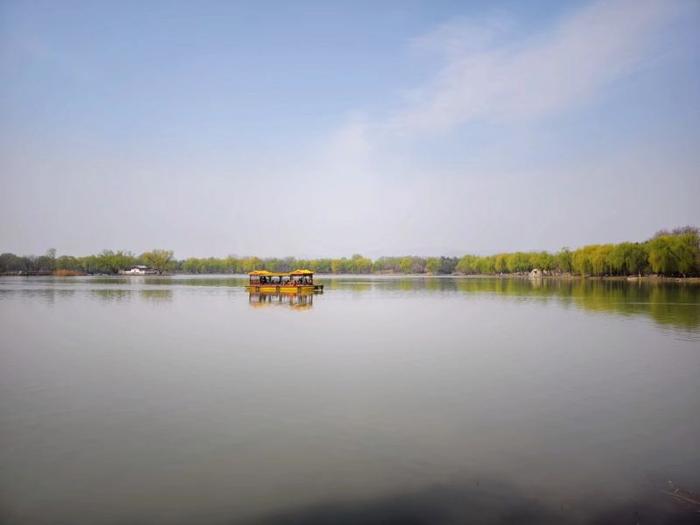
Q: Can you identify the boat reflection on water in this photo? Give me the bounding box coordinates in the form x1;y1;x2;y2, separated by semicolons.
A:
248;292;315;310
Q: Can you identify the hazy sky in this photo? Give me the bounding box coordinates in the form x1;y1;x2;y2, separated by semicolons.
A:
1;0;699;258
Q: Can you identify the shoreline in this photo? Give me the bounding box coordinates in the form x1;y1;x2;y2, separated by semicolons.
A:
2;272;700;283
453;273;700;283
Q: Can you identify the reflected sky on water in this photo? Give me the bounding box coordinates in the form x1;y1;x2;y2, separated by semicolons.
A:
0;276;699;524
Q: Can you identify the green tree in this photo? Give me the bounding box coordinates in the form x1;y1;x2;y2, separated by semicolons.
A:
141;249;174;274
671;233;700;277
0;253;31;273
350;254;372;273
506;252;530;273
531;251;554;271
590;244;614;276
92;250;136;274
331;258;347;273
555;248;572;273
426;257;441;274
56;255;81;271
647;237;676;275
399;257;413;274
494;254;508;273
608;242;647;275
476;256;495;274
646;228;700;276
572;246;594;275
456;255;481;274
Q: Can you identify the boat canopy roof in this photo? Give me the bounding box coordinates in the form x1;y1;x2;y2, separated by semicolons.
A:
248;269;314;276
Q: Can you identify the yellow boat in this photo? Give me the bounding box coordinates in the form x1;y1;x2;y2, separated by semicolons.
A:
246;269;324;294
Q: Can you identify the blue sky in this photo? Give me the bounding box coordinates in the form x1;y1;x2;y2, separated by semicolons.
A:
1;0;699;257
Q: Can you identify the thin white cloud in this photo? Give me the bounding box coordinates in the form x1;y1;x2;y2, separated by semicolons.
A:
389;0;683;135
410;13;514;59
290;0;695;256
1;0;695;256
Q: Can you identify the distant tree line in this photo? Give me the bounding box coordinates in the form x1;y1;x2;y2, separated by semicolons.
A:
0;249;174;275
452;227;699;277
1;227;698;277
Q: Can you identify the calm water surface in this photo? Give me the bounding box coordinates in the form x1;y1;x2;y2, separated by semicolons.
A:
1;276;699;524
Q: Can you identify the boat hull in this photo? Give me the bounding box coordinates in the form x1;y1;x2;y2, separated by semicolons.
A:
246;284;323;294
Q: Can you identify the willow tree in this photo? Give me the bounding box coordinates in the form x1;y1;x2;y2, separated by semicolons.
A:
671;232;700;277
608;242;647;275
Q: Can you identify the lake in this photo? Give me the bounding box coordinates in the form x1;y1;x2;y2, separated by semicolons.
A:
1;275;699;524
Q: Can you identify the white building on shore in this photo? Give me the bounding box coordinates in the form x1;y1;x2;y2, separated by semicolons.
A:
120;265;158;275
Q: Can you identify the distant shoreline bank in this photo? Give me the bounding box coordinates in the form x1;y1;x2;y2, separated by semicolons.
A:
2;227;699;278
2;271;700;284
455;273;700;284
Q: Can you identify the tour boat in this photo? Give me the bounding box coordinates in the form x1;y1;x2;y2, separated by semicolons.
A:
246;269;324;294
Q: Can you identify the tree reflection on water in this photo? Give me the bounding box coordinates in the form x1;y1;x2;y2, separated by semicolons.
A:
324;277;700;332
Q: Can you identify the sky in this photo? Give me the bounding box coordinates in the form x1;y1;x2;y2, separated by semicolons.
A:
1;0;699;258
